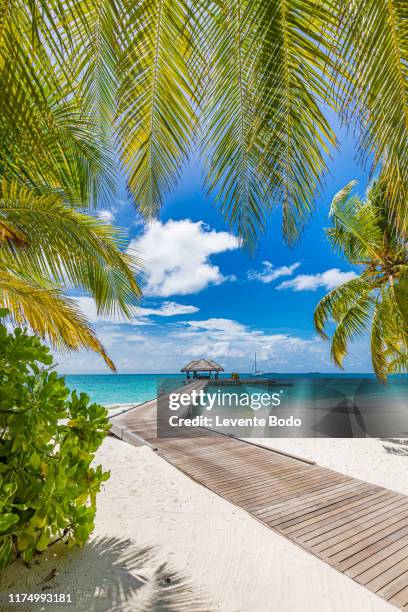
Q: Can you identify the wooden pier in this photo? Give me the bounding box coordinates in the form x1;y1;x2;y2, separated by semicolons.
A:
110;384;408;610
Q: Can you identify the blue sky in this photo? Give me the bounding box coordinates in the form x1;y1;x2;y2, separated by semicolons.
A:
59;117;373;374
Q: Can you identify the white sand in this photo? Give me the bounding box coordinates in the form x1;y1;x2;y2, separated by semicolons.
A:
254;438;408;496
2;436;401;611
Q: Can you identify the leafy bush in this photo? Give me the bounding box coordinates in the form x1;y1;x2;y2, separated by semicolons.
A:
0;310;110;568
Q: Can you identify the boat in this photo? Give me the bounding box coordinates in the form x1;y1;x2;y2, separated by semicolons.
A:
250;353;264;376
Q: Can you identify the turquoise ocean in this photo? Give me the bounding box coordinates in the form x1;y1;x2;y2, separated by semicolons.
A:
63;372;396;407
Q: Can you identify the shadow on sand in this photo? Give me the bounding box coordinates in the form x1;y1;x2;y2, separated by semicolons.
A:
1;536;210;612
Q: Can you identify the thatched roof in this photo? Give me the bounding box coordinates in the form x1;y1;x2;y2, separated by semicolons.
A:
181;359;224;372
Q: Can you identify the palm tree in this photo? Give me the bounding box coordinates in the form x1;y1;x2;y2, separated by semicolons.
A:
0;3;141;369
12;0;402;247
1;2;406;367
314;180;408;380
0;180;141;370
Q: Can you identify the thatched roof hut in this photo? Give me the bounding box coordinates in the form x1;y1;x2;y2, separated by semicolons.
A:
181;359;224;379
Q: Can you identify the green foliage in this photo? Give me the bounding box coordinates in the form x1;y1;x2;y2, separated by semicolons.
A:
0;316;110;569
314;180;408;380
9;0;404;246
0;5;141;366
0;178;141;370
2;1;406;248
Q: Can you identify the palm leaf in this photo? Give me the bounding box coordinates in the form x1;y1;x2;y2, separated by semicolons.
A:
0;1;115;205
115;0;198;217
327;181;385;263
0;270;116;370
0;179;141;318
371;298;388;380
335;0;408;229
314;277;371;337
200;0;269;246
201;0;337;244
330;290;373;367
6;1;407;248
394;266;408;328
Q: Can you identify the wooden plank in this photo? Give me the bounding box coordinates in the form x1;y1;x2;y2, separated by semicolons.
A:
273;488;383;530
390;585;408;609
226;472;348;506
377;570;408;600
257;481;372;521
300;503;408;553
336;525;408;572
110;390;408;610
347;534;408;579
356;548;408;586
324;519;408;564
290;493;404;541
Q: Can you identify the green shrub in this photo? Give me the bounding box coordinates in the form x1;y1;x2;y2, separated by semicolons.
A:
0;310;110;568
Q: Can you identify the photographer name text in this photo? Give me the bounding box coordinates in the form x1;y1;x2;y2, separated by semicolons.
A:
168;415;301;428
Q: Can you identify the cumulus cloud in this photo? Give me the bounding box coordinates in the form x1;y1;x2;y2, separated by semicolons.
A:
248;261;300;283
277;268;357;291
186;318;246;334
75;296;199;325
138;302;199;317
172;318;327;365
127;219;239;297
98;210;115;223
55;314;372;374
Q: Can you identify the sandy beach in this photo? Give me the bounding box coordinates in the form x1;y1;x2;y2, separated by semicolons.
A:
257;438;408;497
2;435;406;611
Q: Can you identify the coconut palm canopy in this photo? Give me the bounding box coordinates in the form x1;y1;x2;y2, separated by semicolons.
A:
1;1;407;372
314;179;408;380
3;0;406;247
181;359;224;372
0;2;142;368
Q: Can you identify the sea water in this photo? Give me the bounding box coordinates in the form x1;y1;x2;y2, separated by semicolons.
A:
64;373;185;406
64;372;406;408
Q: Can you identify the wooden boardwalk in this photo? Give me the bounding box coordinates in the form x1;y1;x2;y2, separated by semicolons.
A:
110;386;408;610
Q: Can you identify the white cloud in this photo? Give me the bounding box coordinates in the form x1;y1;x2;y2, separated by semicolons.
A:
97;210;115;223
127;219;240;297
55;314;373;375
137;302;199;317
75;296;199;325
248;261;300;283
186;318;246;334
277;268;357;291
172;318;327;366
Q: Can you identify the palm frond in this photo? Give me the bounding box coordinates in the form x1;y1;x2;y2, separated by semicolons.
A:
327;181;385;263
254;0;337;243
330;289;373;367
0;179;141;318
314;277;371;337
316;180;408;379
394;266;408;328
201;0;337;245
5;0;407;248
371;298;388;380
115;0;198;217
375;286;408;376
0;270;116;370
335;0;408;229
386;352;408;375
200;0;269;246
0;1;115;205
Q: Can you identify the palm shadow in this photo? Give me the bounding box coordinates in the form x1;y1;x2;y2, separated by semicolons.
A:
382;438;408;456
61;536;211;611
2;536;210;612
